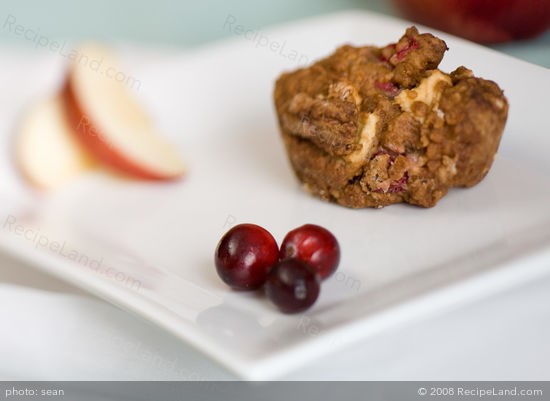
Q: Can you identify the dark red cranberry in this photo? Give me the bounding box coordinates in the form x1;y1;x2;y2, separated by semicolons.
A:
215;224;278;290
265;259;321;314
279;224;340;279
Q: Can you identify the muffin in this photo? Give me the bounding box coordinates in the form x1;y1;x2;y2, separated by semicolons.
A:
274;27;508;208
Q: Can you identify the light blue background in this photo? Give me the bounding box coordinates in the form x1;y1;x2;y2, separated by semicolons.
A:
0;0;549;67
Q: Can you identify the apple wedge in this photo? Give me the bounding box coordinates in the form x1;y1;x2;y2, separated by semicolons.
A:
15;96;95;191
62;43;186;180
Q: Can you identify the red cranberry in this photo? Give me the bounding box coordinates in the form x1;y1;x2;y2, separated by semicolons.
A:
374;81;401;97
265;259;321;314
279;224;340;279
215;224;278;290
391;37;419;63
387;172;409;193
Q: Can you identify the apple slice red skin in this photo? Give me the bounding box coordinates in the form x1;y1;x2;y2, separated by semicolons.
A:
61;79;183;181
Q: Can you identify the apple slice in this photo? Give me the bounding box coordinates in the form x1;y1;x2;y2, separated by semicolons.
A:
15;96;95;191
62;43;186;180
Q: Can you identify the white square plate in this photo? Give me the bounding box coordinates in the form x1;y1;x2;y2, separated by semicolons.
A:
1;10;549;380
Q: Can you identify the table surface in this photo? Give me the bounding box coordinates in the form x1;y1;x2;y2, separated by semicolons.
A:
0;0;549;382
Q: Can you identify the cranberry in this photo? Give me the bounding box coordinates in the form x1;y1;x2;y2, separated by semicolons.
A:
215;224;278;290
391;37;419;63
279;224;340;279
374;81;401;97
387;172;409;193
370;148;409;194
265;259;321;314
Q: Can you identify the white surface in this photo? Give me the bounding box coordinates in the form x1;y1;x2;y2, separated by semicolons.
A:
0;10;550;380
1;266;550;380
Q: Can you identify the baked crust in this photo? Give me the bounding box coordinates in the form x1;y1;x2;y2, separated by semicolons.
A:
274;27;508;208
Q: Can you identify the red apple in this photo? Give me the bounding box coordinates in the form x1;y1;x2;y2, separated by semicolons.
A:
62;43;186;180
15;96;95;190
392;0;550;43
